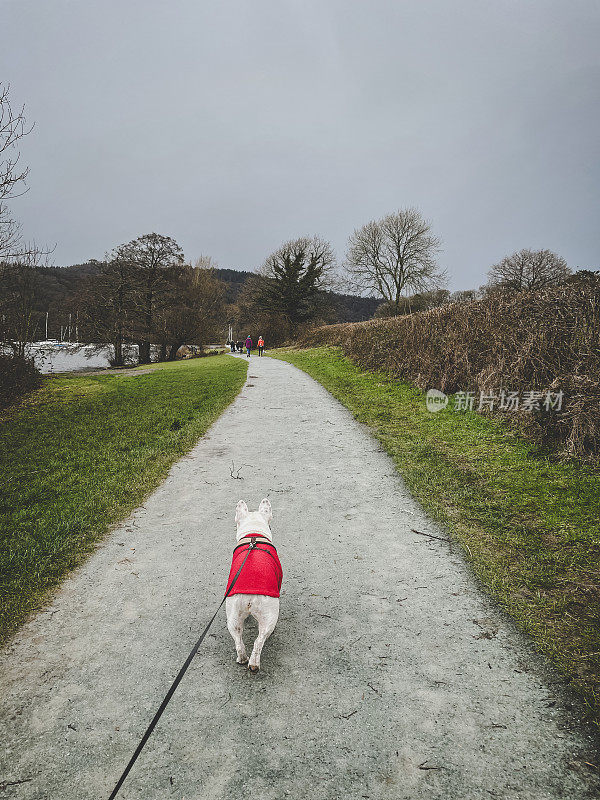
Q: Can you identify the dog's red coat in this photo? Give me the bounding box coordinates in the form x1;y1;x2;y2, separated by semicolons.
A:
227;539;283;598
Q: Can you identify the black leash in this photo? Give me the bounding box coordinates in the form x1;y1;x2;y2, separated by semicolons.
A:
107;541;258;799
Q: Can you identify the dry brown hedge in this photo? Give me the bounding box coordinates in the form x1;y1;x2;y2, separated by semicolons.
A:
296;282;600;461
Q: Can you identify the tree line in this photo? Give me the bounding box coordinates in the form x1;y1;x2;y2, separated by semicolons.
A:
73;240;226;365
1;81;596;382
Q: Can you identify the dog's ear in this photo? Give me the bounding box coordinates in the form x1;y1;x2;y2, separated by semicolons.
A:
258;498;272;523
235;500;249;525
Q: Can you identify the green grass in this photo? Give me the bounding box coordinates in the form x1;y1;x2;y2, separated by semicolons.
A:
0;355;247;644
272;346;600;723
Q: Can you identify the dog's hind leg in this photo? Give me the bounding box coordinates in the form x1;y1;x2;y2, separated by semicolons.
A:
248;598;279;673
226;598;249;664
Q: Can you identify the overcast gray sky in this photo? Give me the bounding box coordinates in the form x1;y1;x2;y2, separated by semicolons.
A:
2;0;599;290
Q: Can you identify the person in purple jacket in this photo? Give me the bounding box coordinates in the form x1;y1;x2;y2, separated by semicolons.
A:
245;335;253;357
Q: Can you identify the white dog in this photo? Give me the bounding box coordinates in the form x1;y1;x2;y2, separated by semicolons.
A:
225;499;282;673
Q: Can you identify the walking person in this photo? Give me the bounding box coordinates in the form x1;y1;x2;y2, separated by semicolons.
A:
245;335;253;358
257;335;265;357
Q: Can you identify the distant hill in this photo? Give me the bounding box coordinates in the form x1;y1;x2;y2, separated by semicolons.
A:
213;267;252;303
33;262;380;323
33;262;101;313
326;291;381;323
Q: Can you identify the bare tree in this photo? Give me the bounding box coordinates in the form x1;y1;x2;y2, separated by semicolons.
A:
0;85;52;402
0;249;44;357
73;258;136;367
74;255;226;366
112;233;185;363
155;265;227;359
487;248;570;292
345;208;445;312
0;84;33;259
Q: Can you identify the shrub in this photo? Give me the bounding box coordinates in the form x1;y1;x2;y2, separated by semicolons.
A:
0;354;43;409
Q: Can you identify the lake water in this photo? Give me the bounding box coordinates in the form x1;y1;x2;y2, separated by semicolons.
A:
27;342;138;374
23;342;222;373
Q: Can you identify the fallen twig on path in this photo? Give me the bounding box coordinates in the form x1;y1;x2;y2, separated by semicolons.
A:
411;528;450;544
229;461;246;480
335;710;358;720
0;778;33;790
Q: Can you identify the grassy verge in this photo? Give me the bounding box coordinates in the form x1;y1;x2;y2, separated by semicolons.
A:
0;355;247;644
272;347;600;723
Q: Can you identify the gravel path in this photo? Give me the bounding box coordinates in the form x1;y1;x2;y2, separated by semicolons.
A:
0;354;597;800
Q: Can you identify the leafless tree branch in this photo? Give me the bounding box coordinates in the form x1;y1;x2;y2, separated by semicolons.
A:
344;208;445;311
486;248;570;292
0;84;34;259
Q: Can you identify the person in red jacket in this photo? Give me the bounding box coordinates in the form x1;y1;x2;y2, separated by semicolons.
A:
245;335;252;357
257;335;265;356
